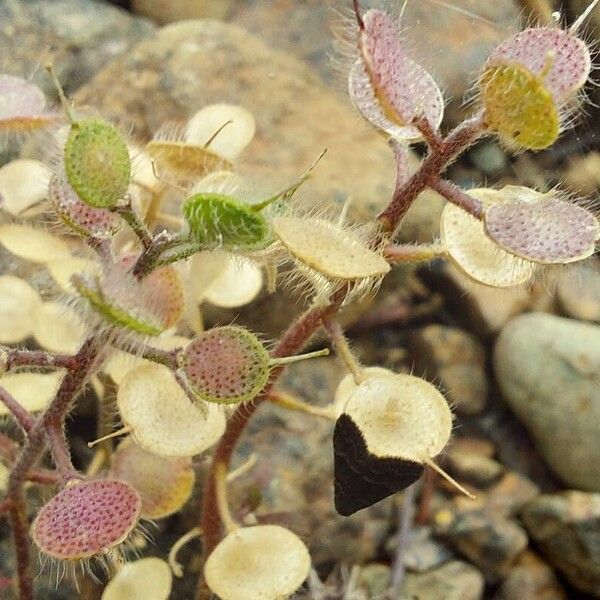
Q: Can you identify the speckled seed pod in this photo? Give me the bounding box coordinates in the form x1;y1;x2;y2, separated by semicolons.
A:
181;326;270;405
31;479;141;560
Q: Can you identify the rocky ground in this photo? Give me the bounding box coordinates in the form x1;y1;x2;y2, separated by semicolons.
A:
2;0;600;598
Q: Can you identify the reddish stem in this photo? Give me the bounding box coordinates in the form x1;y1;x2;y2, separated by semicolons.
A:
0;387;35;433
429;178;485;219
4;349;77;372
378;112;486;234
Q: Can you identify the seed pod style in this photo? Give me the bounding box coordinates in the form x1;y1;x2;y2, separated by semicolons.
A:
31;479;141;560
64;117;131;208
204;525;311;600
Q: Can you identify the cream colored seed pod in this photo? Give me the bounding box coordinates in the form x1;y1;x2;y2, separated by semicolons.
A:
192;250;263;308
0;371;64;415
46;256;100;293
204;525;311;600
185;104;256;162
117;364;225;457
334;366;394;416
441;189;537;287
0;224;71;263
102;558;172;600
32;301;88;354
272;216;390;280
0;159;50;215
0;275;41;344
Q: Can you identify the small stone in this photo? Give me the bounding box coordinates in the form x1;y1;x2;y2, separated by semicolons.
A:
469;141;507;176
387;525;454;573
556;260;600;323
402;560;485;600
436;510;528;580
480;471;540;518
445;444;504;487
409;325;488;414
495;313;600;491
521;491;600;596
431;264;531;337
496;551;567;600
357;563;391;598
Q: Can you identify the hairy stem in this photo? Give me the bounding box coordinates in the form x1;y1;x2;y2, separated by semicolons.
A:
0;388;35;433
7;337;102;600
3;348;77;372
378;111;486;234
429;178;484;219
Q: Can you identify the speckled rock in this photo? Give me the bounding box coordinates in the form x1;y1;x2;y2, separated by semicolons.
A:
434;510;528;580
495;313;600;491
402;560;485;600
409;325;488;414
445;443;504;487
522;491;600;597
556;260;600;323
0;0;154;97
496;551;567;600
229;357;393;566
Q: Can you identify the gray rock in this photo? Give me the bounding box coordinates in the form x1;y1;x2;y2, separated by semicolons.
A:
402;560;485;600
496;551;567;600
556;260;600;323
495;313;600;491
409;325;488;415
521;491;600;597
0;0;154;96
434;510;528;580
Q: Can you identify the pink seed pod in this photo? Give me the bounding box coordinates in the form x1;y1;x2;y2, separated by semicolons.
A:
487;27;591;104
358;9;443;129
31;479;141;560
181;326;270;405
48;174;121;238
0;74;58;137
484;190;600;264
110;437;195;520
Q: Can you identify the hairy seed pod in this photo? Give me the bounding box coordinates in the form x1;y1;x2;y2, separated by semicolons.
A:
64;118;131;208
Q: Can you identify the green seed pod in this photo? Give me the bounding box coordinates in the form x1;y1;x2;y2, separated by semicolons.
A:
182;192;270;250
64;117;131;209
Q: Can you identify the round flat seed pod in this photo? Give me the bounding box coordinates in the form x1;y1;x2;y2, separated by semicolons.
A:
47;257;100;293
344;374;452;462
489;27;590;102
272;216;390;280
118;364;226;457
0;159;50;215
49;175;120;238
480;62;559;150
64;118;131;208
0;75;54;132
102;558;172;600
0;224;71;263
360;10;440;127
182;192;270;250
111;437;195;520
202;253;263;308
0;371;64;415
189;250;232;301
181;326;269;405
0;275;41;343
333;374;452;515
32;301;87;354
145;140;229;183
334;366;395;415
185;104;256;161
348;58;443;140
484;193;600;263
31;479;141;560
191;170;245;197
102;561;170;600
440;189;536;287
204;525;311;600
